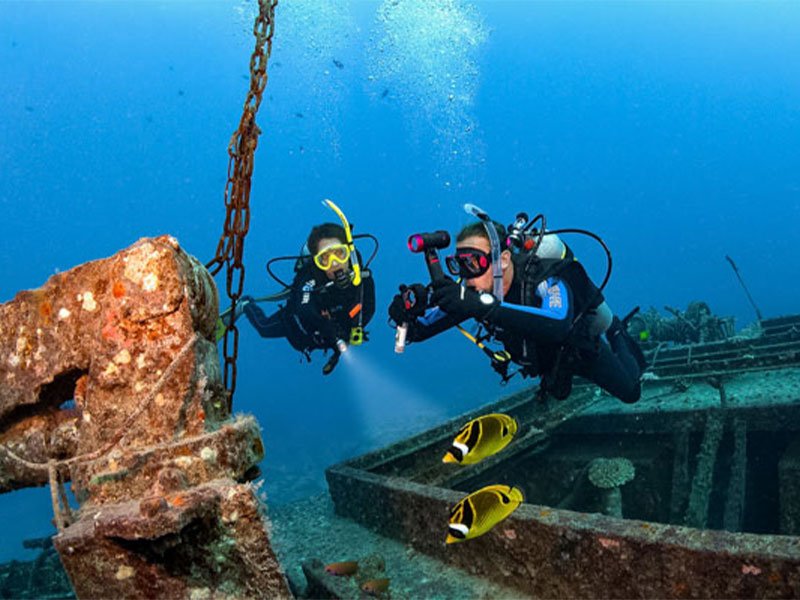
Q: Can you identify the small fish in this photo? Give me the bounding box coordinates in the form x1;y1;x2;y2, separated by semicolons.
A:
381;88;389;99
324;560;358;576
294;112;304;118
177;89;184;97
361;578;390;596
447;484;524;544
443;413;518;465
332;58;344;69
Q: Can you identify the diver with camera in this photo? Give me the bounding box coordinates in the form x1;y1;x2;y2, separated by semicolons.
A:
388;204;646;403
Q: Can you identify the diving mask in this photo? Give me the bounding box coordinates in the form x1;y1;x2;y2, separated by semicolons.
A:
446;247;491;279
314;243;351;270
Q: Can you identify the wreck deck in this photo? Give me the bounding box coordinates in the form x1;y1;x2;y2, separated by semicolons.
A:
326;315;800;598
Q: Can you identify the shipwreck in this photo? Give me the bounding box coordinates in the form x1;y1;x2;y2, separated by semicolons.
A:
326;314;800;598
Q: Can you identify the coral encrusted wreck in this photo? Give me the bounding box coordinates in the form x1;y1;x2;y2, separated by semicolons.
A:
0;236;290;599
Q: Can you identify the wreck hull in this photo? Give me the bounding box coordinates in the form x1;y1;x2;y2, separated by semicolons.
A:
326;315;800;598
328;465;800;598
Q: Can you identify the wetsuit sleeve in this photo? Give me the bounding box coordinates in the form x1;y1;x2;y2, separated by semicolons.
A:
242;302;287;339
406;306;465;342
484;277;573;343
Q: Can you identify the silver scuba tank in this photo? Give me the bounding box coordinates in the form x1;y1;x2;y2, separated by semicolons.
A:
535;231;613;336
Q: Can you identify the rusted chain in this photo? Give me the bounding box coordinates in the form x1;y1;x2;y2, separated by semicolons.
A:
206;0;278;406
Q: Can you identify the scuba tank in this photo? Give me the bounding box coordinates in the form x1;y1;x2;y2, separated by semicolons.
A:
505;210;613;336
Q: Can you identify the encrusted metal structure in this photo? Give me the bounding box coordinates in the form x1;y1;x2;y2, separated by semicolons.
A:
0;236;290;599
327;315;800;598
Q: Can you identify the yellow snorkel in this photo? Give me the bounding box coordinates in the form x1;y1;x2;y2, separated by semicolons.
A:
322;199;361;287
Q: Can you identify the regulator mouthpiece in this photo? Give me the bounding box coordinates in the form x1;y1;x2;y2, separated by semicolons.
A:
333;269;351;289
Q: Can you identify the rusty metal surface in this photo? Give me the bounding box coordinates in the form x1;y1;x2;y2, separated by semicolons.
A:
0;236;219;419
55;479;289;599
69;414;264;506
0;236;290;599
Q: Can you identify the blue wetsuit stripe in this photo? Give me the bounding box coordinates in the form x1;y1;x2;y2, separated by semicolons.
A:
418;306;450;326
503;278;569;320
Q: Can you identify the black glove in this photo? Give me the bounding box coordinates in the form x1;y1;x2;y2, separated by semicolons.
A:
388;283;428;325
313;318;343;350
429;278;497;321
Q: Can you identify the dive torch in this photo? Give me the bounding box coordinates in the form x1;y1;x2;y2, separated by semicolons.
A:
394;230;451;353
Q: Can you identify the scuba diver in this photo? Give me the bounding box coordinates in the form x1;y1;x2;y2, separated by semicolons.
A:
388;205;647;403
225;200;377;375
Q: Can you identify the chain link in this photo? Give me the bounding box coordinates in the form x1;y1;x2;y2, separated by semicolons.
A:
206;0;277;408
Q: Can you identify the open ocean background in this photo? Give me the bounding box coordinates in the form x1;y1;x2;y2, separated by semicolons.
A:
1;0;799;562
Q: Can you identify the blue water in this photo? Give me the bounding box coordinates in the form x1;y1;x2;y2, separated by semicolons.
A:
1;0;799;564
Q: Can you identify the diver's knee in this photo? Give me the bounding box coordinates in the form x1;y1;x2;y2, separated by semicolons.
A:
588;301;614;337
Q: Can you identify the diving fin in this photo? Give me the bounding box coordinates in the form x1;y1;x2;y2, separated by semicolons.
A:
322;351;340;376
608;314;648;373
542;368;573;401
620;306;641;329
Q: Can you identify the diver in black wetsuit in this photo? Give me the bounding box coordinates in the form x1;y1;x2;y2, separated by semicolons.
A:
236;219;376;375
389;217;646;403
